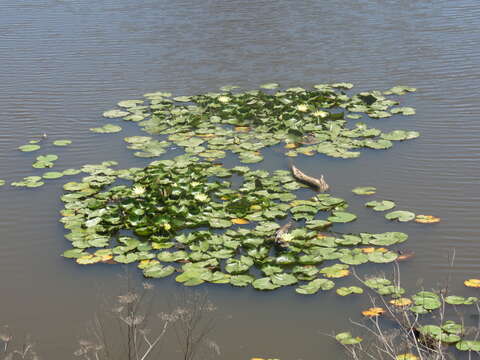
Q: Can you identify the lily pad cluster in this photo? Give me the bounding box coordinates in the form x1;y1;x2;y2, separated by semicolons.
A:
59;156;411;293
101;84;419;163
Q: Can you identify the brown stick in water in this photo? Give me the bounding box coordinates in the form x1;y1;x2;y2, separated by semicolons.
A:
290;163;329;192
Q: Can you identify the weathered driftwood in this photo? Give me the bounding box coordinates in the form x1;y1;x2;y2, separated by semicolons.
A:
290;163;329;192
275;222;293;248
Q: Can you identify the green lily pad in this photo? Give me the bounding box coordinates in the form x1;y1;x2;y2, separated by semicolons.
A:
19;144;41;152
103;109;130;118
385;210;415;222
328;211;357;223
42;171;64;179
365;200;395;211
352;186;376;195
90;124;122;133
336;286;363;296
53;139;72;146
367;250;398;263
456;340;480;351
295;279;335;294
252;277;280;291
335;332;363;345
143;264;175;278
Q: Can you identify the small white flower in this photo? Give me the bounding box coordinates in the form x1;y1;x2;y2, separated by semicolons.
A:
218;96;230;103
312;110;329;118
194;193;209;202
296;104;309;112
132;185;146;196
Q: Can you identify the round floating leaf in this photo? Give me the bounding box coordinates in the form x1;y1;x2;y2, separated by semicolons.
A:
53;139;72;146
103;109;130;118
396;354;419;360
335;332;363;345
367;250;398;263
90;124;122;133
352;186;376;195
295;279;335;295
19;144;40;152
143;264;175;278
415;215;440;224
389;298;412;307
230;275;254;287
464;279;480;288
385;210;415;222
209;218;232;228
62;249;87;258
42;171;64;179
118;99;143;108
0;180;5;186
456;340;480;351
365;200;395;211
252;277;280;291
336;286;363;296
270;273;298;286
320;264;350;278
328;211;357;223
362;307;385;317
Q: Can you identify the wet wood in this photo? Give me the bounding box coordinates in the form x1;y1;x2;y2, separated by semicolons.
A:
290;163;329;192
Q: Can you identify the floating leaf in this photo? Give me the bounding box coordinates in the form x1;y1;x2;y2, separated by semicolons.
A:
456;340;480;351
295;279;334;294
415;215;440;224
362;307;385;317
53;139;72;146
328;211;357;223
252;277;280;291
335;332;362;345
90;124;122;133
42;171;64;179
19;144;40;152
385;210;415;222
464;279;480;288
389;298;412;307
336;286;363;296
352;186;376;195
231;218;249;225
365;200;395;211
320;264;350;278
396;354;419;360
103;109;130;118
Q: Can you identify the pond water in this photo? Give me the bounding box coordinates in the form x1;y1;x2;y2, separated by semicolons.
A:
1;0;480;359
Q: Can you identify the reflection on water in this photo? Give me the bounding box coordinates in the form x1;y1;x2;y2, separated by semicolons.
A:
1;0;480;358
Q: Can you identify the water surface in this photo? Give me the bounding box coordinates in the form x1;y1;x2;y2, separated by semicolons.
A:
1;1;480;358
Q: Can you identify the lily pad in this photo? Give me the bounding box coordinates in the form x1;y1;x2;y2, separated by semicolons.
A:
53;139;72;146
328;211;357;223
385;210;415;222
90;124;122;133
295;279;335;294
19;144;40;152
365;200;395;211
352;186;376;195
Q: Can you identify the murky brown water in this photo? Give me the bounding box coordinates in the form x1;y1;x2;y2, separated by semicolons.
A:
1;1;480;359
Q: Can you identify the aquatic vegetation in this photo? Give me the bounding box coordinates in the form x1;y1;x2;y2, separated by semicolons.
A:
18;144;41;152
59;155;413;293
52;139;72;146
32;154;58;169
352;186;376;195
365;200;395;211
99;84;419;163
385;210;415;222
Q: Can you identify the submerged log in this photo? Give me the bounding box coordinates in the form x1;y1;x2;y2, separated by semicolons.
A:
290;163;329;192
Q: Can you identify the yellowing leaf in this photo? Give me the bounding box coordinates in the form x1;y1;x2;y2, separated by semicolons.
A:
396;354;419;360
465;279;480;288
415;215;440;224
235;126;250;132
361;307;385;317
231;218;250;225
325;269;350;278
76;255;102;265
389;298;412;307
284;143;298;149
